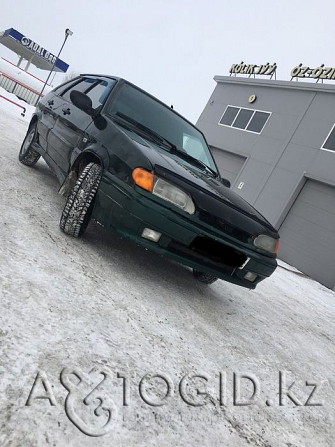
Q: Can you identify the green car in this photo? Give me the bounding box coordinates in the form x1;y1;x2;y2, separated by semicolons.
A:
19;74;280;287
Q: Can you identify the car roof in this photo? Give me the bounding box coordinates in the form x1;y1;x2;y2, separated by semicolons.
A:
80;74;198;128
80;74;123;81
78;74;214;160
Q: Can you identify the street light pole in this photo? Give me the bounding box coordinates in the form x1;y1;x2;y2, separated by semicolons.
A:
35;28;73;106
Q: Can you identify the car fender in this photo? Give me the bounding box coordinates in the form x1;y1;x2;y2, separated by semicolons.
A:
27;113;39;130
70;143;110;171
58;144;109;196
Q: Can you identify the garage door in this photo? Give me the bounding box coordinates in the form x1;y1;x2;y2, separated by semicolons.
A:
210;147;246;185
279;180;335;289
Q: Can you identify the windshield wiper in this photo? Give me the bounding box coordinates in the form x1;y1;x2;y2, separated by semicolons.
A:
113;112;217;177
168;147;218;177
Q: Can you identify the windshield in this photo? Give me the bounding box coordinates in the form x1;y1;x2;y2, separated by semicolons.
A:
107;83;218;174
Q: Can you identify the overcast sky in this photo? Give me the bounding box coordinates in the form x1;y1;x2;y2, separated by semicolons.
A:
1;0;334;122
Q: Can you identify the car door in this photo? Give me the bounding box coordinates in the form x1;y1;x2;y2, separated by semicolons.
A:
36;90;66;153
46;77;117;180
45;77;98;179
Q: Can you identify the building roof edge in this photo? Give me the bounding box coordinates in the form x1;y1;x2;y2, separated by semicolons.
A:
214;75;335;93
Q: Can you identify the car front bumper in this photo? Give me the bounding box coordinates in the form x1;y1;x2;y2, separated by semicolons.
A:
92;172;277;288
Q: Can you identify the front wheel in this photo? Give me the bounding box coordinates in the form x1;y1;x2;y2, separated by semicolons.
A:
19;123;41;166
193;269;218;285
60;162;102;238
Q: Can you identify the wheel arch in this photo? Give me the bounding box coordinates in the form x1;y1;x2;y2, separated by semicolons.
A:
58;146;108;197
71;150;104;175
28;114;38;129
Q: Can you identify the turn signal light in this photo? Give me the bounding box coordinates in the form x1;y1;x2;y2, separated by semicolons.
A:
132;168;154;192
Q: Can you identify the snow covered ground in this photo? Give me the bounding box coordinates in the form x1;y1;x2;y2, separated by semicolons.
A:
0;86;35;123
0;100;334;446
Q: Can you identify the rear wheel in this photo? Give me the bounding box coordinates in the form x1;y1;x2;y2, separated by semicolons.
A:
60;162;102;237
19;123;41;166
193;269;218;284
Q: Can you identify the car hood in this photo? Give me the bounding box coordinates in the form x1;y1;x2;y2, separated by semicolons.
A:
116;126;278;237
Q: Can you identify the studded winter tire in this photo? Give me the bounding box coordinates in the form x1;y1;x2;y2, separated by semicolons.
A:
19;123;41;166
60;162;102;237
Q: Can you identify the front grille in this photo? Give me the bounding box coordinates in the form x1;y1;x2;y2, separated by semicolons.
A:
168;236;247;273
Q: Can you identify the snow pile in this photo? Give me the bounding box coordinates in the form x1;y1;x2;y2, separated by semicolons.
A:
0;85;35;122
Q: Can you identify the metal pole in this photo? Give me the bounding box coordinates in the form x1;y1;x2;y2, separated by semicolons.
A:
35;28;73;106
50;71;57;86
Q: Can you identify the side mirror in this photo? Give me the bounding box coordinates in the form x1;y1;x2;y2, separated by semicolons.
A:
220;177;231;188
70;90;94;115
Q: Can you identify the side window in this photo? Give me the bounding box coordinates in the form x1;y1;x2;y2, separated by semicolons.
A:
85;80;116;109
53;78;81;95
61;78;96;102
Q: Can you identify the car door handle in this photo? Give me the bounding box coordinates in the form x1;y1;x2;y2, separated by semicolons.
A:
47;100;54;106
62;108;71;115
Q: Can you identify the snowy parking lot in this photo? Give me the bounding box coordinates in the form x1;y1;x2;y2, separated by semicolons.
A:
0;101;334;446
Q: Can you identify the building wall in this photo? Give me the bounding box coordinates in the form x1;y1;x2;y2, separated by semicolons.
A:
197;76;335;289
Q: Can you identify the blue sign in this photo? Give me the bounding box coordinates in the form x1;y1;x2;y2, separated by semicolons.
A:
0;28;69;73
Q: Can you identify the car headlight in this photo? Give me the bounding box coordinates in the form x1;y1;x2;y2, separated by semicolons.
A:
254;234;279;254
153;177;195;214
132;168;195;214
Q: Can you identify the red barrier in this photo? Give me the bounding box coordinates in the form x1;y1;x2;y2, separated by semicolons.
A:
1;58;50;86
0;72;43;96
0;95;26;116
